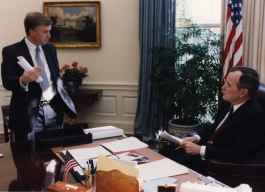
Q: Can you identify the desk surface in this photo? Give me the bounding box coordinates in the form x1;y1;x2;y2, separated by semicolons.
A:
52;138;201;189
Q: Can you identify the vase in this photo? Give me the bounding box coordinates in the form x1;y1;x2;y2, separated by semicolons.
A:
168;119;199;137
63;79;82;96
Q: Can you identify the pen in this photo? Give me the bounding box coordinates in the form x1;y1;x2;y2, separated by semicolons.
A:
89;159;96;175
100;145;120;159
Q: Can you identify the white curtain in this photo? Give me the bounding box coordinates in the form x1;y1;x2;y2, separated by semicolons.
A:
243;0;265;83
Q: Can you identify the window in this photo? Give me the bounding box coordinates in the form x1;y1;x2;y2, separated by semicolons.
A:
176;0;221;32
175;0;222;122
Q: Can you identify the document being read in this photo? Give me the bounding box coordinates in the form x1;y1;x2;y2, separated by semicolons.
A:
158;130;183;145
17;56;43;83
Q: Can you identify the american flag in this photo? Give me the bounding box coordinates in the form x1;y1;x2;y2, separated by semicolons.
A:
62;151;85;182
223;0;243;78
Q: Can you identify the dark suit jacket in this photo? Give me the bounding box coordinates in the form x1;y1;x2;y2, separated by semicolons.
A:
197;99;265;163
1;39;75;141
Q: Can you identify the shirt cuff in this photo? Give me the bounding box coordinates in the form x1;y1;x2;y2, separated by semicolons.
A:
200;145;206;160
193;134;201;142
19;77;29;92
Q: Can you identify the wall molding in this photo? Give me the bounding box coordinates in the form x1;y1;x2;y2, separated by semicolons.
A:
0;82;138;134
82;81;138;91
83;82;138;134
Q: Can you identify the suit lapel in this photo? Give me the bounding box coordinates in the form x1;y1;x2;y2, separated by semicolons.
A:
215;101;250;136
20;39;34;67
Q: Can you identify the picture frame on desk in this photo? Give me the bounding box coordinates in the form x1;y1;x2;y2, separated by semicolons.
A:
43;1;101;48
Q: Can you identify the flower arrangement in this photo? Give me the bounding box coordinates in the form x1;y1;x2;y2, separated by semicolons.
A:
60;61;88;83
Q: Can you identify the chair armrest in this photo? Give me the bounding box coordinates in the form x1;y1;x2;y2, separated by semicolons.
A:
205;159;265;179
1;105;10;143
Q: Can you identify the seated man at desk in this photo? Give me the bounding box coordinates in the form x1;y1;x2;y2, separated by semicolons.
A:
172;67;265;172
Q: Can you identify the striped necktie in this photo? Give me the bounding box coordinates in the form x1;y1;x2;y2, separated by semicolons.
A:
35;46;49;91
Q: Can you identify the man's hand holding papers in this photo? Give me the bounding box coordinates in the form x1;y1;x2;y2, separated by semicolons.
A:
158;130;202;154
158;130;183;145
17;56;43;84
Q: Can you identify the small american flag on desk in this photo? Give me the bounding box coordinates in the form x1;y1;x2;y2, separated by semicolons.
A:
62;150;85;183
223;0;243;78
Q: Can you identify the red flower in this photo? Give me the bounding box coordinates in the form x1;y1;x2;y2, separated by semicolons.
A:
72;61;78;68
60;62;88;81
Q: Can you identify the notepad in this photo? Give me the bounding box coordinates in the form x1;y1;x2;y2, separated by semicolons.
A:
67;146;112;168
101;137;148;153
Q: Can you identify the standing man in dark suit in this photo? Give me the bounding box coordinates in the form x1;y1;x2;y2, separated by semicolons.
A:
1;12;76;190
171;67;265;171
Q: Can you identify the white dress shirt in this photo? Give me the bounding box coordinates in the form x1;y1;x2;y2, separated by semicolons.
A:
23;38;56;101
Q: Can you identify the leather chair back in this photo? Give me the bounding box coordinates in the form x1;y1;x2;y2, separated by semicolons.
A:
256;84;265;111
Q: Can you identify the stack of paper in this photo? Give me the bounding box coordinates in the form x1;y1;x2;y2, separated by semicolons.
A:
179;182;252;192
101;137;148;153
138;158;189;181
83;126;124;140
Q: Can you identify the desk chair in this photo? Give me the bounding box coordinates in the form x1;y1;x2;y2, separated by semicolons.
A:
1;105;10;143
204;84;265;192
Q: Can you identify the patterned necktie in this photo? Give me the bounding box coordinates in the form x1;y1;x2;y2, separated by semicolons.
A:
35;46;49;91
208;107;234;143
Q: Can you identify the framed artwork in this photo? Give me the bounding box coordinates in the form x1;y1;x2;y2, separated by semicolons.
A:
43;1;101;48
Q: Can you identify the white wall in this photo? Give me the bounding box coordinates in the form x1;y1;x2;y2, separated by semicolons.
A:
0;0;139;134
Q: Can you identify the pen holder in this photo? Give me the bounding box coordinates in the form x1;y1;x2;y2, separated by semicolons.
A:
84;170;93;190
84;170;96;192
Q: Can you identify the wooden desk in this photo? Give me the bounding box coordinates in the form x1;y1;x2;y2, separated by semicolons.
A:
52;138;201;191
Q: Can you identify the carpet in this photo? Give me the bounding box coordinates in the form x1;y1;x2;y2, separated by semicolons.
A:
0;134;5;144
0;142;17;191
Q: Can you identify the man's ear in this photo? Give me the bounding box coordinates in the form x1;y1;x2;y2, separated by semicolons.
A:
239;88;248;98
28;29;35;37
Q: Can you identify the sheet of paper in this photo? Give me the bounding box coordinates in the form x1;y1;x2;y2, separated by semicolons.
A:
83;126;124;140
138;158;189;181
179;181;247;192
17;56;43;83
101;137;148;153
68;146;112;168
97;156;139;178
